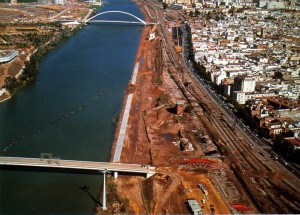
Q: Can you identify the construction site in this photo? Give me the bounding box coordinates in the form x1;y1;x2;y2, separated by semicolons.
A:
106;0;300;214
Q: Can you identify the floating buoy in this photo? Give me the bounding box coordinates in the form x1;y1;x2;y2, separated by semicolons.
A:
3;88;111;154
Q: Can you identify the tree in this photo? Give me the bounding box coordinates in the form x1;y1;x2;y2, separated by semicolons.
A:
206;12;212;20
228;6;235;14
274;71;283;80
162;2;167;9
4;77;19;94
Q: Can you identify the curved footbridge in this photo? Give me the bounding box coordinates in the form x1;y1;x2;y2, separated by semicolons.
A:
0;156;156;178
82;10;156;26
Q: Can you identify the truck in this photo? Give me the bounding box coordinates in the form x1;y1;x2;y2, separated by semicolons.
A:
198;184;208;195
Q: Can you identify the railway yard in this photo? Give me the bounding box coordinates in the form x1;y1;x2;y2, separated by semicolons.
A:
111;0;300;214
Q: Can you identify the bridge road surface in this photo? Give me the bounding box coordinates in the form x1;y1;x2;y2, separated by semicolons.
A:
0;156;156;177
87;20;145;24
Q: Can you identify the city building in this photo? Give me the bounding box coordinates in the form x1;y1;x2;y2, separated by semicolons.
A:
266;1;286;9
0;50;19;64
164;0;197;4
232;75;256;93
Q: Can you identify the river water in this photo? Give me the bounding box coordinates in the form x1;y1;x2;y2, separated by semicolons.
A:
0;0;144;214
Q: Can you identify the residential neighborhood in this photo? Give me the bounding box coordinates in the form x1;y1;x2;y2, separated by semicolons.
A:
185;4;300;163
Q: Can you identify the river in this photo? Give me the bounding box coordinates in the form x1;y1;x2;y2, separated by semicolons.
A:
0;0;144;214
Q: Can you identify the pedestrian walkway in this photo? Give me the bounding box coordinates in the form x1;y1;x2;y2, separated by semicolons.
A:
113;93;133;162
131;62;139;85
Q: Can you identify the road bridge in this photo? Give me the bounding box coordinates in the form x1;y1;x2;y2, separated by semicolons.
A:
0;156;156;178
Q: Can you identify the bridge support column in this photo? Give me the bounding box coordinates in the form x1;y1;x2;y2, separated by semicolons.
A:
113;171;118;179
99;169;110;211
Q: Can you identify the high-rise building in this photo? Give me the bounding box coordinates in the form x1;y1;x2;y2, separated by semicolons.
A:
38;0;52;5
266;1;285;9
54;0;66;5
290;0;296;7
164;0;198;4
232;75;256;93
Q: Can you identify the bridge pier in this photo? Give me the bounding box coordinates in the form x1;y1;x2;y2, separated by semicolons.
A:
113;171;118;179
99;169;110;211
146;172;155;178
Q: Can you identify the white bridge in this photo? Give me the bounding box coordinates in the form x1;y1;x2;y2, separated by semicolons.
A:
85;10;155;25
0;156;156;178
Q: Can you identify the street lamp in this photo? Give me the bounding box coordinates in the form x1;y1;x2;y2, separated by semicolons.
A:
99;169;110;211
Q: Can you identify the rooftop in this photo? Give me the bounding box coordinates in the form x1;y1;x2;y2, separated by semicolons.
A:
285;137;300;147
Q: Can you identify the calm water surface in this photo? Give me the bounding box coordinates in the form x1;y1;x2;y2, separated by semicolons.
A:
0;0;144;214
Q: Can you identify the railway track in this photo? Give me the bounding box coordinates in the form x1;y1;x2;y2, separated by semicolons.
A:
142;0;300;212
184;66;300;212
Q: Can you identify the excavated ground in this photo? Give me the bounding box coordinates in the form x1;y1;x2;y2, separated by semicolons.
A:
107;22;232;214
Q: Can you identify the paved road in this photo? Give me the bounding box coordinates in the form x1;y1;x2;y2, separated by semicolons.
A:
49;7;70;20
0;156;155;175
113;93;133;162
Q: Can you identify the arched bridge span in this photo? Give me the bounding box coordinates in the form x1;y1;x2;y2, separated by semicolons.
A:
85;10;146;25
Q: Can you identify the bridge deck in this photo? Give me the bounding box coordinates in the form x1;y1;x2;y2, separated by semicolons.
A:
0;156;155;175
87;20;144;24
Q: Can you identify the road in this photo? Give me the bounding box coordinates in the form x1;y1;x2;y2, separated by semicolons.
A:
0;156;156;177
48;7;70;20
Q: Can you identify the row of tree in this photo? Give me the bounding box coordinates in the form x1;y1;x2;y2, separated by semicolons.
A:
4;24;82;95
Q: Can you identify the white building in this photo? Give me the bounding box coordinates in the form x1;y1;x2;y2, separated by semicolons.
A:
233;75;256;93
232;91;246;104
266;1;286;9
0;50;19;63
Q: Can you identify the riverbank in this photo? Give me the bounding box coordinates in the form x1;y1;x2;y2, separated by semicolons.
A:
109;24;152;163
105;1;233;214
104;2;156;213
1;1;147;214
0;24;83;103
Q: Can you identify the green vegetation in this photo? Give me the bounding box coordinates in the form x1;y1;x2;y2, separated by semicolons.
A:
0;22;61;48
3;77;22;94
188;10;201;17
0;0;37;2
162;2;167;9
228;6;235;14
17;0;37;2
195;10;201;16
3;24;82;95
88;4;103;10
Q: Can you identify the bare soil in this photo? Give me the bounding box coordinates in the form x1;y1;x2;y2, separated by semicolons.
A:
108;20;231;214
